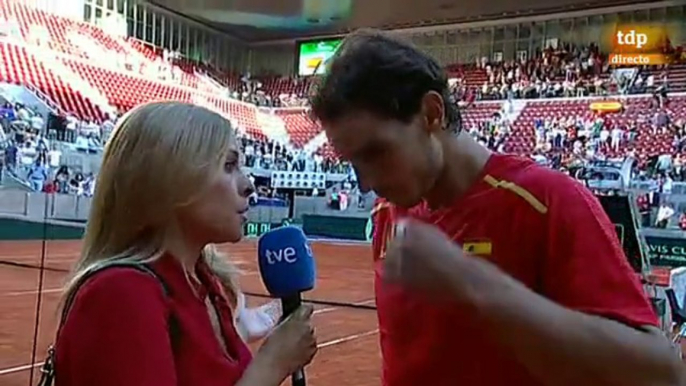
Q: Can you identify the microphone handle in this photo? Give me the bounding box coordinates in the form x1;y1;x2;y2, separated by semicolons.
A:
280;293;306;386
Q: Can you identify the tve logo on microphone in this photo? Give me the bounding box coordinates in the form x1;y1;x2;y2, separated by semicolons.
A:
258;226;316;297
265;246;298;264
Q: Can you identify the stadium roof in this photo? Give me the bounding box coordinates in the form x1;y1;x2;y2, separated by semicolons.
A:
147;0;652;43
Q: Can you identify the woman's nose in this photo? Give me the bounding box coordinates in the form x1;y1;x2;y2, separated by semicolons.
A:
242;178;255;198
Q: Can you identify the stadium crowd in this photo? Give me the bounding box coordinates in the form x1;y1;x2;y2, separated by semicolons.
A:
0;98;353;195
2;70;684;202
0;0;684;215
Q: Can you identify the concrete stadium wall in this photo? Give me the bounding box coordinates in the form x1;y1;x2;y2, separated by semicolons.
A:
293;195;372;220
0;188;376;223
56;148;103;175
0;189;289;223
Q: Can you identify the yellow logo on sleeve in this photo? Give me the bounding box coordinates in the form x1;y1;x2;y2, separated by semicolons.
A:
463;241;492;256
378;222;397;260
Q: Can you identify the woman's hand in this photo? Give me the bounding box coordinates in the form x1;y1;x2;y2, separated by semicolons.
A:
253;304;318;382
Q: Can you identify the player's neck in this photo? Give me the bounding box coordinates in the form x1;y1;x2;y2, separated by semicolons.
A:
425;132;491;210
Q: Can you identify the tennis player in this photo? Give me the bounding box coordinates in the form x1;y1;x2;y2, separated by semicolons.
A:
311;30;684;386
54;102;316;386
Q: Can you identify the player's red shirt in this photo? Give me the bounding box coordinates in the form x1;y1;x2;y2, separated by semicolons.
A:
371;153;657;386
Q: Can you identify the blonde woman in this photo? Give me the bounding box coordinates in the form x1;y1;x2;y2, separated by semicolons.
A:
53;102;317;386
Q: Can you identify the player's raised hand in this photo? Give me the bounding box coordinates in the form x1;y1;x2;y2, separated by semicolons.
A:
383;218;469;297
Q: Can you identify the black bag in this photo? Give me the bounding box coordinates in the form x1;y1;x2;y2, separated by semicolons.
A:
36;262;171;386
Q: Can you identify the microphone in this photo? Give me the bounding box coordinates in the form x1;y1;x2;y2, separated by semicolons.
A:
257;226;316;386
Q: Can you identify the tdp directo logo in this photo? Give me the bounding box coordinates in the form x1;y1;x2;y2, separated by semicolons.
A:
609;24;670;65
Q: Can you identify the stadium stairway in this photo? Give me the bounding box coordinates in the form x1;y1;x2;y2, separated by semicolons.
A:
23;83;65;116
641;64;686;94
256;111;291;144
0;41;103;121
502;99;528;123
316;142;337;160
276;109;322;148
0;81;62;118
668;64;686;92
302;131;329;155
196;71;231;95
0;173;31;192
28;45;113;118
191;93;222;116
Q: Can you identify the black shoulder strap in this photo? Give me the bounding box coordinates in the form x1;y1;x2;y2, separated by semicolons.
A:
59;262;170;329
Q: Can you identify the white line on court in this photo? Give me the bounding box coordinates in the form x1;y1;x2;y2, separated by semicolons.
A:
5;253;79;259
311;238;371;246
317;329;380;349
313;299;376;315
3;288;63;296
0;362;43;376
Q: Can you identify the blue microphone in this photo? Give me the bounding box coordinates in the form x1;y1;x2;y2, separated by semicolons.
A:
258;226;316;386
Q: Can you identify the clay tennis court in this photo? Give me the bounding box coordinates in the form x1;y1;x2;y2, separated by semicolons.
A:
0;239;381;386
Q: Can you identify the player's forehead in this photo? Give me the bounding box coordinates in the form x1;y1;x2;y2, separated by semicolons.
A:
324;111;405;155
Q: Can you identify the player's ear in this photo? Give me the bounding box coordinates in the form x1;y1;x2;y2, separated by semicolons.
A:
421;91;444;134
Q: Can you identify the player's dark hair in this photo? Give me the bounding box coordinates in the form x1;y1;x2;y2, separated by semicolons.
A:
310;29;462;134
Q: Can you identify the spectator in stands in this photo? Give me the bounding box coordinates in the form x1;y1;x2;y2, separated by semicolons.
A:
65;114;78;142
87;133;102;152
317;153;327;172
328;187;340;210
247;173;258;205
450;42;614;103
636;193;651;227
15;103;30;122
30;112;44;131
631;73;646;94
656;202;675;228
46;143;61;173
4;140;17;176
100;113;117;144
54;101;316;386
81;119;100;136
338;189;349;211
42;179;56;194
54;165;70;194
256;184;271;198
81;172;95;197
0;144;4;184
75;133;92;153
674;153;684;181
26;158;47;191
610;124;623;152
19;141;36;169
0;117;7;145
242;138;255;167
679;211;686;231
67;172;82;195
662;173;674;195
0;102;15;127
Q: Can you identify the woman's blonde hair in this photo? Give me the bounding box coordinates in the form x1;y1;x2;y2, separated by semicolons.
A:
62;101;241;309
